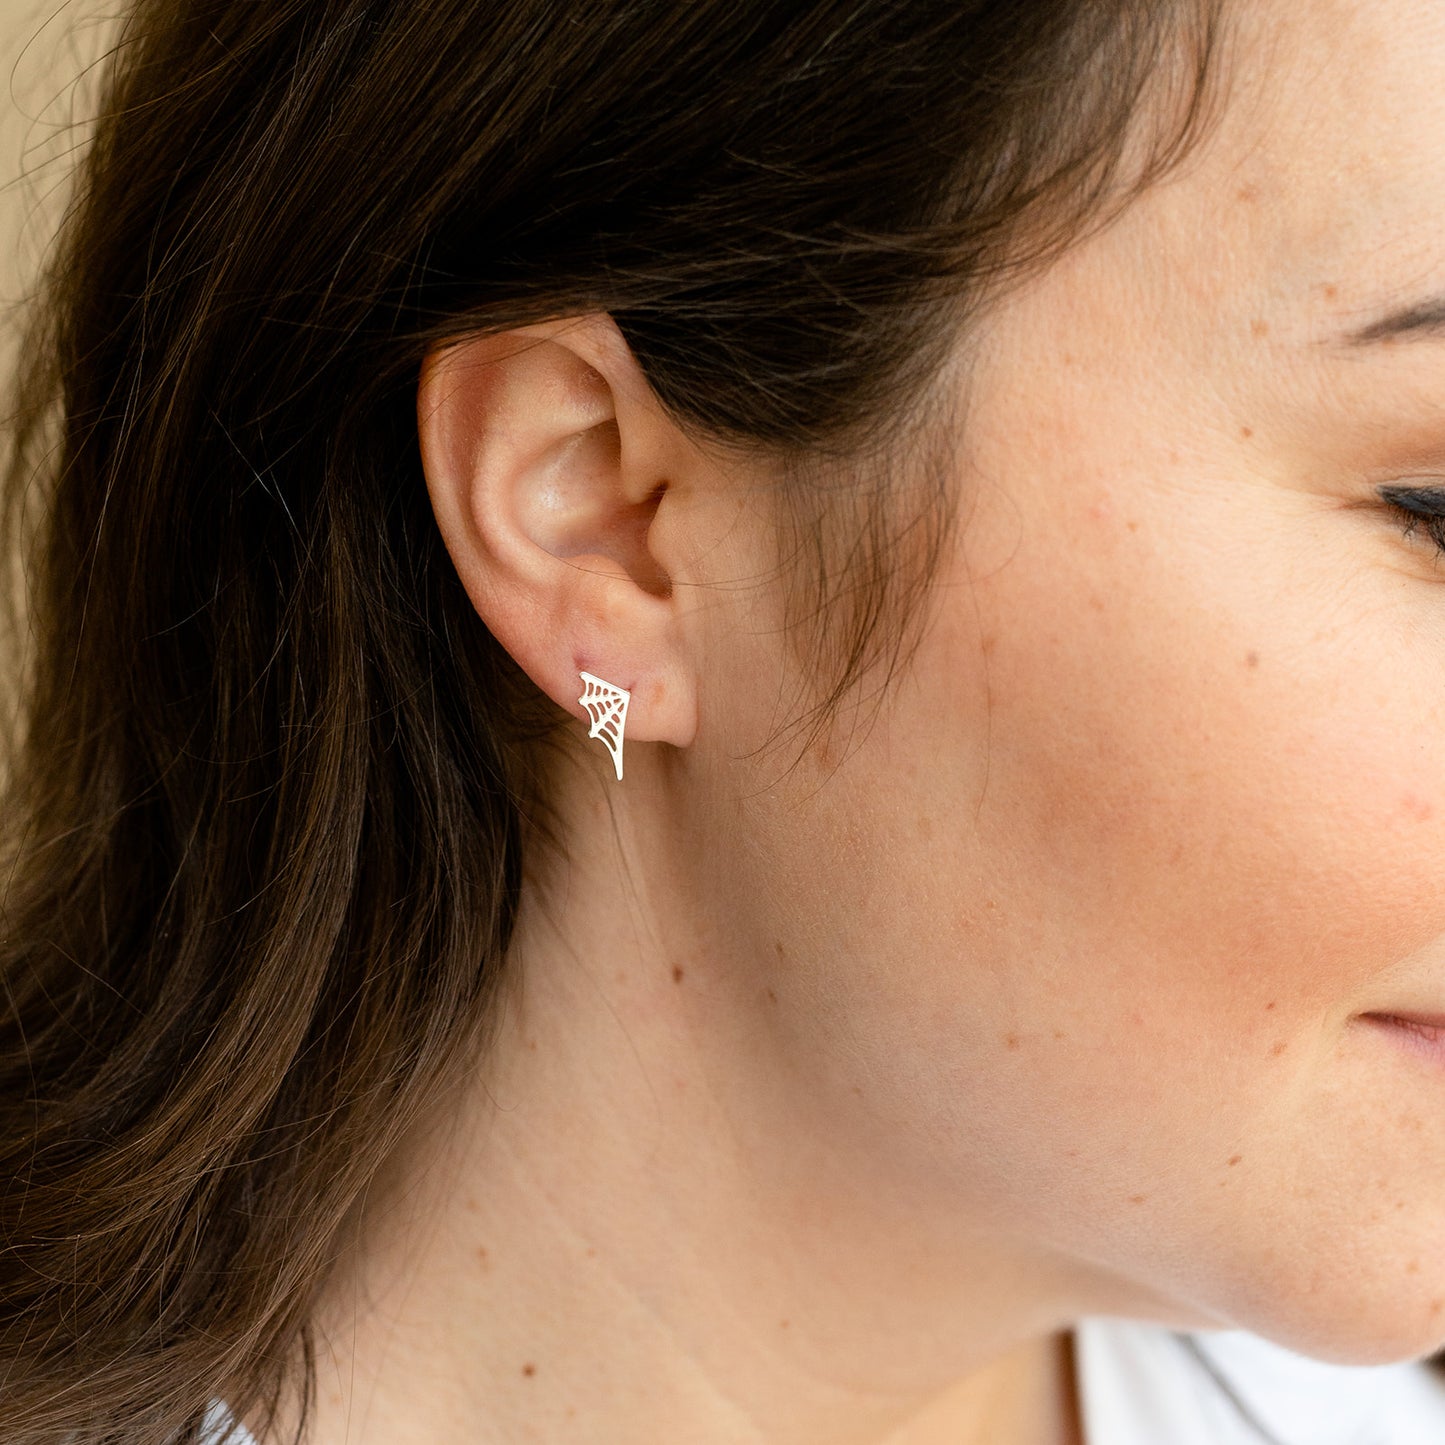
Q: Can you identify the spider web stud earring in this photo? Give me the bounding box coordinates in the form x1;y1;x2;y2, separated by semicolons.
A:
578;671;630;781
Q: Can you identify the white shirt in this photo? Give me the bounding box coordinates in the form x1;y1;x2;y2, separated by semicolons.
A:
205;1318;1445;1443
1076;1318;1445;1444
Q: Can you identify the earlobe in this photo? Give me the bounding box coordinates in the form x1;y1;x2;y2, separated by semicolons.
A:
416;314;698;760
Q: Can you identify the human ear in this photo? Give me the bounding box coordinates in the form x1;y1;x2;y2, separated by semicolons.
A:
416;313;699;761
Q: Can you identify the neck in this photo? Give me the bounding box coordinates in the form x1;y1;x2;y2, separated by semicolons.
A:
274;765;1103;1445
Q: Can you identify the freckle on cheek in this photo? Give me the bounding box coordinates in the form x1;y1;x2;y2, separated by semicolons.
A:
1270;1041;1287;1057
1005;1033;1021;1051
1128;1194;1148;1205
1227;1155;1242;1168
1250;318;1270;339
1244;651;1259;669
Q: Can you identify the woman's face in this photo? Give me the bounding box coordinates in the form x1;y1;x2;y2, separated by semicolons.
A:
691;0;1445;1364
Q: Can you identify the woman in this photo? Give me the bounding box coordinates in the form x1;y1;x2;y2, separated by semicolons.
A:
7;0;1445;1440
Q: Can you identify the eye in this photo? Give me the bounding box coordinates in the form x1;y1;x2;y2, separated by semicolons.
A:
1379;483;1445;560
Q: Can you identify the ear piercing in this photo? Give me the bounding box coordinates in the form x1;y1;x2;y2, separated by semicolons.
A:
578;672;630;781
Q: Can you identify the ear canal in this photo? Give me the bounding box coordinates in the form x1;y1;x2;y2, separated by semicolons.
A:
578;672;631;781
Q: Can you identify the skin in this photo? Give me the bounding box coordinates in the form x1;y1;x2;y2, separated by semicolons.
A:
281;1;1445;1441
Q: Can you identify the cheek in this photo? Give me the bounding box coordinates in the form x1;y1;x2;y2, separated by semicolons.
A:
767;456;1445;1354
812;497;1445;1134
956;502;1445;1048
895;486;1445;1348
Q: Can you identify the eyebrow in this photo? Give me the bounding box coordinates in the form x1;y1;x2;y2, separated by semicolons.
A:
1340;294;1445;346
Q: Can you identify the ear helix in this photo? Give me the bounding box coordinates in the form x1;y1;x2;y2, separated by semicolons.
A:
578;672;630;781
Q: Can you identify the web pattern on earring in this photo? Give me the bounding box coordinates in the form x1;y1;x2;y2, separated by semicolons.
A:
578;671;630;781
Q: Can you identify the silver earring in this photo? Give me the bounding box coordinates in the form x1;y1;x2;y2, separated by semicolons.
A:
578;671;630;781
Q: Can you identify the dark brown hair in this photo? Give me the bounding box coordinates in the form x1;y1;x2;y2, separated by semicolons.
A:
0;2;1229;1439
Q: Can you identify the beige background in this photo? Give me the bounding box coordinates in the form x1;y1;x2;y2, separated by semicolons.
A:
1;0;118;384
0;2;116;723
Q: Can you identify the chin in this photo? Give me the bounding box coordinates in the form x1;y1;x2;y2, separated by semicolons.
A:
1217;1269;1445;1368
1110;1213;1445;1369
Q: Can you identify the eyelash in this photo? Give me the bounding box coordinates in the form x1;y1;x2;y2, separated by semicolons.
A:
1379;484;1445;559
